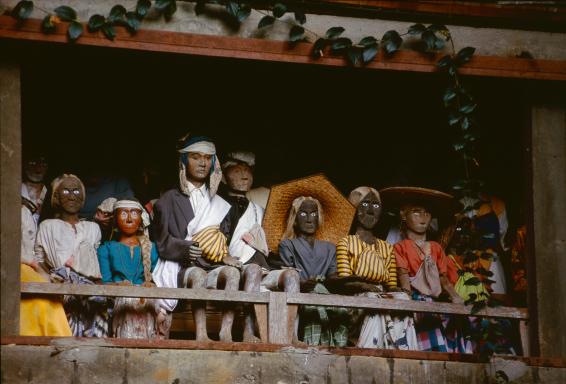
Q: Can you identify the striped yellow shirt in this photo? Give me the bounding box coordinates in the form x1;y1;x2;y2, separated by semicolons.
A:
336;235;397;288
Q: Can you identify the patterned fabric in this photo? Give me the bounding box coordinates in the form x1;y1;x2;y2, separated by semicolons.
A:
336;235;397;288
112;297;159;339
50;267;110;338
412;292;473;353
511;225;527;299
301;283;349;347
355;291;418;350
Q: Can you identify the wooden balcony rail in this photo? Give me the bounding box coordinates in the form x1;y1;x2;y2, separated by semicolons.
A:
22;281;529;347
21;282;528;319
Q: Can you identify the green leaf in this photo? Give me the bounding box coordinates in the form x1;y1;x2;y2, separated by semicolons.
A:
463;133;476;142
408;23;425;35
225;2;239;18
101;23;116;40
434;37;445;50
67;21;83;42
11;1;34;21
126;12;141;33
41;14;56;33
155;0;172;12
464;277;481;286
54;6;77;22
237;4;251;22
273;3;287;18
428;24;448;33
347;47;362;66
453;142;466;152
108;5;127;23
258;15;275;29
194;1;205;15
382;30;402;54
461;116;471;130
289;25;304;42
460;103;477;114
448;112;462;125
294;11;306;25
448;65;457;76
421;30;436;51
136;0;152;18
443;88;457;104
331;37;352;53
312;37;326;58
325;26;344;39
456;46;476;64
437;55;452;68
358;36;377;48
362;44;378;63
88;14;106;32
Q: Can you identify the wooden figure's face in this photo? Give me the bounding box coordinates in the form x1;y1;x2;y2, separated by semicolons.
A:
295;200;319;235
186;152;212;183
225;163;253;193
56;177;84;214
402;205;432;235
356;191;382;230
116;208;142;236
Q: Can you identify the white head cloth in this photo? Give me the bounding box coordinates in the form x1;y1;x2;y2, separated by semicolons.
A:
97;197;117;214
223;151;255;170
177;139;222;198
178;141;216;155
113;199;151;230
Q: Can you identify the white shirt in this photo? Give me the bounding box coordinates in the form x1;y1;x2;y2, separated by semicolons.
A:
35;219;102;279
21;206;37;264
21;183;47;224
188;181;209;215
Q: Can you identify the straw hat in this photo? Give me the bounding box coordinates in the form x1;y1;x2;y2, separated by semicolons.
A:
262;174;355;253
379;186;462;217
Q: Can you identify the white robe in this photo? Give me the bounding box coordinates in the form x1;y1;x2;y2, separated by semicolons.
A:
152;194;231;312
229;201;267;265
34;219;102;279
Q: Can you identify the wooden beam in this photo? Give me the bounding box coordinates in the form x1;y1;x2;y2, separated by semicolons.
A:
1;16;565;81
22;282;528;320
2;336;566;368
286;292;528;319
0;62;21;337
268;292;289;344
320;0;566;23
21;282;270;303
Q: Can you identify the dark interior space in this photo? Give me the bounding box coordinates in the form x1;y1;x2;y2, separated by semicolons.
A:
16;42;526;224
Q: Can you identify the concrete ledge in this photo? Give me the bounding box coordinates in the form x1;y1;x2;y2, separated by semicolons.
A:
2;342;565;384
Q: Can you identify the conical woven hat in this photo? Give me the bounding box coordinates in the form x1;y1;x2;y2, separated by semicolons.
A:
379;186;462;217
262;174;355;253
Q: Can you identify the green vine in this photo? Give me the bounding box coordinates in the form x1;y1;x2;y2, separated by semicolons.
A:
10;0;509;356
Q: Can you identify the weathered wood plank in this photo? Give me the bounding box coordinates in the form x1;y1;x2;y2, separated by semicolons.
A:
0;63;22;337
268;292;288;344
21;282;270;303
1;16;565;81
254;304;269;343
3;336;566;368
286;293;529;319
22;283;528;319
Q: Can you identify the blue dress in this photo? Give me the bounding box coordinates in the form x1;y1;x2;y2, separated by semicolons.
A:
97;241;158;285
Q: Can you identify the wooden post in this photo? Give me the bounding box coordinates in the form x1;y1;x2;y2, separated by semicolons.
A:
531;101;566;358
268;292;289;344
0;62;22;336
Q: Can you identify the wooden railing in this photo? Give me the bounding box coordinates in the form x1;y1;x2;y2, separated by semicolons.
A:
21;282;529;352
